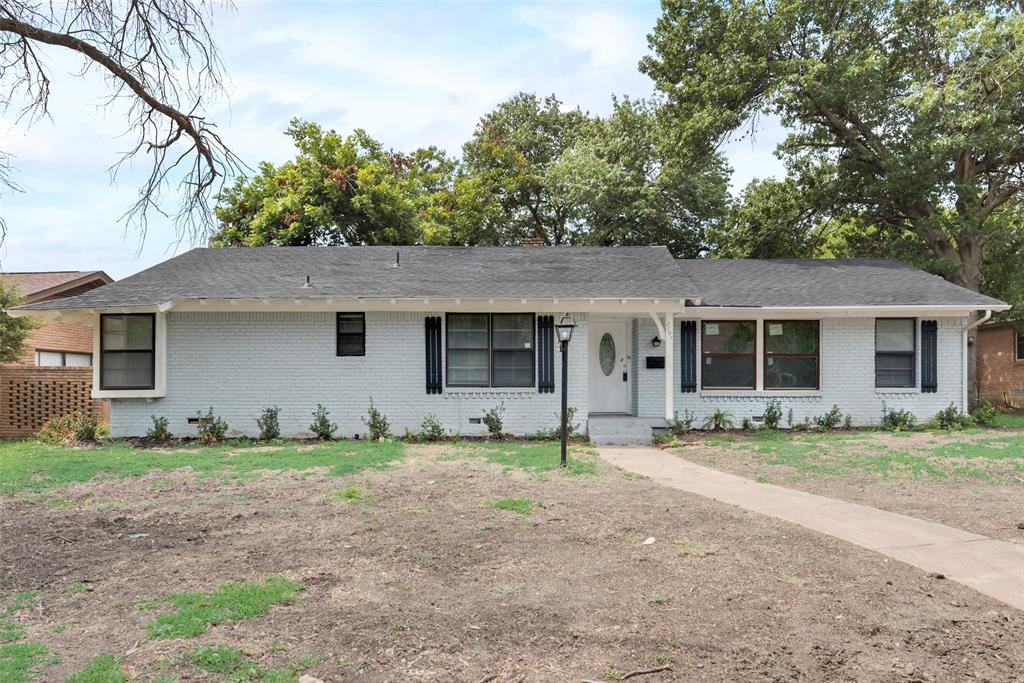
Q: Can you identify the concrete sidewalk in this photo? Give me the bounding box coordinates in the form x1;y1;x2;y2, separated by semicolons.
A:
599;446;1024;611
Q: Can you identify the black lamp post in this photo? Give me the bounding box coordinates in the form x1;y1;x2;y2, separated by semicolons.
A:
554;313;577;467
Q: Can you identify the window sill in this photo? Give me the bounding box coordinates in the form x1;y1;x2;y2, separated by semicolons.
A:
93;388;165;399
875;389;919;396
698;390;822;399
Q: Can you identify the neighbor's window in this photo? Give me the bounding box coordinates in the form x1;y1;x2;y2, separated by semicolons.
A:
446;313;534;388
765;321;819;390
35;350;92;367
100;313;155;390
875;318;915;388
336;313;365;356
1016;327;1023;361
701;321;755;389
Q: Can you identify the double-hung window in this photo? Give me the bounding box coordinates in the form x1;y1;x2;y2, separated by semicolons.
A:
764;321;819;389
36;350;92;367
875;318;916;388
701;321;755;389
446;313;534;388
336;313;366;356
100;313;155;390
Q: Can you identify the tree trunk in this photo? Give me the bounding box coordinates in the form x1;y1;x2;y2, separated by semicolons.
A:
945;235;986;410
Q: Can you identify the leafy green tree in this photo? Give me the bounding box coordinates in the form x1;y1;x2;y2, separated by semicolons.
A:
642;0;1024;293
706;178;824;259
0;282;37;363
211;119;455;246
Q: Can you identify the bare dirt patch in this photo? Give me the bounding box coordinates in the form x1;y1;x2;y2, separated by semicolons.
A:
2;444;1023;681
672;429;1024;544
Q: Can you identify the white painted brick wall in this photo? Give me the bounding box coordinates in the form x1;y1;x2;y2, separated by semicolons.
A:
634;316;966;427
109;311;589;438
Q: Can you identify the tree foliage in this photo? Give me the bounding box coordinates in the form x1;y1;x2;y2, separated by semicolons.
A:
642;0;1024;292
0;282;37;364
0;0;240;239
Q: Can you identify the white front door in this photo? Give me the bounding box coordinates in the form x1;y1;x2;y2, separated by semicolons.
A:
588;320;631;413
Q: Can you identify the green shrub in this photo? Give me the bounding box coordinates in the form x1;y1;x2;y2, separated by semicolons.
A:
880;401;916;431
419;413;445;441
147;415;171;442
929;403;975;430
38;411;99;445
971;399;1000;426
482;402;505;438
702;409;734;431
667;410;695;436
786;408;795;427
309;404;337;440
256;406;281;440
762;398;783;430
741;417;755;431
843;414;853;430
813;405;844;431
362;398;391;440
196;408;228;444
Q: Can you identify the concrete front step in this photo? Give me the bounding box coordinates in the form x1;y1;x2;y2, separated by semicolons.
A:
588;415;666;446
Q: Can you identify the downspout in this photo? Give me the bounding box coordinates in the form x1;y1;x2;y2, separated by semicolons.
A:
961;310;992;412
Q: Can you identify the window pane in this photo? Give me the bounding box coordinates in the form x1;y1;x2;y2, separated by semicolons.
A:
702;322;755;354
448;349;488;385
126;315;154;349
103;315;153;350
36;351;64;367
492;349;533;386
337;314;364;334
766;356;818;389
876;353;914;387
1017;329;1023;361
492;314;533;349
102;352;153;388
448;314;488;348
765;321;818;354
337;335;364;355
64;353;92;367
703;356;754;388
876;319;914;352
102;315;127;350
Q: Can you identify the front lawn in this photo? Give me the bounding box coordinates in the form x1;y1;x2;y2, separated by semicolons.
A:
1;437;1022;680
672;427;1024;542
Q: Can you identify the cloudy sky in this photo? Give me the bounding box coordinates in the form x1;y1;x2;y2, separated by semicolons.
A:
0;0;786;280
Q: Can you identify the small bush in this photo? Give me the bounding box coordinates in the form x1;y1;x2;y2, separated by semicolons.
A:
256;406;281;440
971;399;1000;426
930;403;975;430
762;398;783;430
419;413;445;441
813;404;844;431
667;410;695;436
702;408;734;431
880;401;916;432
843;414;853;430
362;397;391;441
196;408;228;444
147;415;171;442
786;408;795;427
741;417;755;431
309;404;337;440
482;402;505;438
38;411;99;445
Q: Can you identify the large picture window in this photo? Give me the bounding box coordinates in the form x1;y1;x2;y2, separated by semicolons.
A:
875;318;915;388
446;313;535;387
100;313;155;390
336;313;365;356
701;321;755;389
764;320;819;389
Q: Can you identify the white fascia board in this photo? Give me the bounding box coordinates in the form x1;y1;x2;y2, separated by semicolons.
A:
150;297;689;314
680;304;1010;319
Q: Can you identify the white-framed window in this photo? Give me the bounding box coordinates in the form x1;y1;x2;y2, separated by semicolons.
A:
35;350;93;367
875;318;916;388
100;313;156;390
446;313;535;388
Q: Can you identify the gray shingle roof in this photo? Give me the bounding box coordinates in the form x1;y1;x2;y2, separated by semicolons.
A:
684;258;1006;308
17;246;694;310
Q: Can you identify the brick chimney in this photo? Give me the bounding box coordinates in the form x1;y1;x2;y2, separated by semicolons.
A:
520;235;546;246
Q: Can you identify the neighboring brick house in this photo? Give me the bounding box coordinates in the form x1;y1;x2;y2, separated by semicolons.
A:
1;271;113;436
977;319;1024;411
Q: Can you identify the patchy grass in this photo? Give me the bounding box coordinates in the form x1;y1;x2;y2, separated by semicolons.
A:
0;591;43;643
332;485;367;502
0;642;52;683
674;539;718;558
145;577;303;639
991;412;1024;429
0;439;405;493
447;441;598;475
647;591;672;605
488;498;539;515
64;654;126;683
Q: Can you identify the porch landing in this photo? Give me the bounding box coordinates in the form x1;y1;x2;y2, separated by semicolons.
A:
588;414;667;446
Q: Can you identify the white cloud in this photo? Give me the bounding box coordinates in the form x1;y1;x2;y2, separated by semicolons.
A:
515;6;649;68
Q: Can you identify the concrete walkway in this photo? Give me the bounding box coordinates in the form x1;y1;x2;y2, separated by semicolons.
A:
599;446;1024;611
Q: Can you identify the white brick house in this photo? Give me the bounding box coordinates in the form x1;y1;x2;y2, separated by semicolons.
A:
11;247;1008;443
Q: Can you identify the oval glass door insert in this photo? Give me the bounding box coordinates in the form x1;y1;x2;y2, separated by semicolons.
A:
599;333;616;376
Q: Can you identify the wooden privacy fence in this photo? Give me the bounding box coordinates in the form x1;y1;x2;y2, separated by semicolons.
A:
0;366;109;437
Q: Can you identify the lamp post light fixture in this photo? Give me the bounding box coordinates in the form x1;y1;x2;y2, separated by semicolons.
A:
554;314;577;467
651;335;662;348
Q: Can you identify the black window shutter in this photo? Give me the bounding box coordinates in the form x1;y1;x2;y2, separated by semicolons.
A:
681;320;697;393
425;316;442;394
921;320;937;393
537;315;555;393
